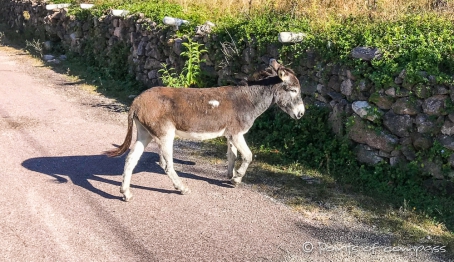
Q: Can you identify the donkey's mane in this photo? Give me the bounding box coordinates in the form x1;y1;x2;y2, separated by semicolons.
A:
242;66;295;86
246;75;282;86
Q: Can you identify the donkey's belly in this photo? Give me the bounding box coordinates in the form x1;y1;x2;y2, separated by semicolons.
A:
175;128;226;140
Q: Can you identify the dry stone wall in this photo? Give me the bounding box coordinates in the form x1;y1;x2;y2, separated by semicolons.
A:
2;0;454;181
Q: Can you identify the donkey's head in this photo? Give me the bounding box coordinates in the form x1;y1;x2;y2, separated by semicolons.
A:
270;59;305;119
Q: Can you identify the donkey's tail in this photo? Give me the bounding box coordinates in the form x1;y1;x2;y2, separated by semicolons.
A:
105;109;135;157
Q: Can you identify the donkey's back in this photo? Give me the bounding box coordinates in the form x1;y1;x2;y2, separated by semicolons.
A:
131;85;257;138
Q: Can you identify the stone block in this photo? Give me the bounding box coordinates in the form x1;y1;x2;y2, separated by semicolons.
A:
422;95;448;115
383;110;413;137
355;144;383;165
391;97;421;115
348;115;398;152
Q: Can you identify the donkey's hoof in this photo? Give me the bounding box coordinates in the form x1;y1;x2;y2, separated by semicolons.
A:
231;177;242;186
179;186;191;195
122;195;133;202
122;191;133;202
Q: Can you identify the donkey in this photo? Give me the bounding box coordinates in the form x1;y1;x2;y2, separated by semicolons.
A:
106;59;305;201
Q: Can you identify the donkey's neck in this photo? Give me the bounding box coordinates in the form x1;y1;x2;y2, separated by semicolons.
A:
240;84;277;121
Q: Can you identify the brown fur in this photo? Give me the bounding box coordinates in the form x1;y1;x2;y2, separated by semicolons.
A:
105;109;134;157
105;85;273;157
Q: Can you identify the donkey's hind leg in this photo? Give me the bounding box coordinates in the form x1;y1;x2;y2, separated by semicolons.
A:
158;132;190;195
120;120;152;201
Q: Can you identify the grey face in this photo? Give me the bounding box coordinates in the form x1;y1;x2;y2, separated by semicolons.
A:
273;66;305;120
275;84;305;119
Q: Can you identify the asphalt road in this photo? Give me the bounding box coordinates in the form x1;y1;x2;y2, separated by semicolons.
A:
0;46;450;262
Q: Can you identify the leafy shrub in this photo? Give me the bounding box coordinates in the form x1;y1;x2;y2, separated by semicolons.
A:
159;38;207;87
117;0;184;23
56;0;454;89
248;106;454;230
0;31;5;46
25;38;43;57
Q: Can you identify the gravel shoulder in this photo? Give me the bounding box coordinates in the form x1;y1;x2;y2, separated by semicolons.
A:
0;46;450;261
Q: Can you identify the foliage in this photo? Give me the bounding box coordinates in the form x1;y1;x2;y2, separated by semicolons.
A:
68;7;97;20
159;38;207;87
75;38;132;81
50;0;454;89
277;15;454;88
247;106;454;231
45;0;73;4
24;38;43;57
195;8;454;90
158;65;184;88
117;0;185;23
0;31;5;46
60;32;144;98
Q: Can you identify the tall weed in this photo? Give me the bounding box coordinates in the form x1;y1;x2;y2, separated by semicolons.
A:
159;38;207;87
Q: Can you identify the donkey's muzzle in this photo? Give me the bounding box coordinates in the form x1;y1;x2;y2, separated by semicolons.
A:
293;103;305;119
296;111;304;119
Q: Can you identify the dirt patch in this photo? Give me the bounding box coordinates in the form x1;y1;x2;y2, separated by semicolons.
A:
0;116;40;130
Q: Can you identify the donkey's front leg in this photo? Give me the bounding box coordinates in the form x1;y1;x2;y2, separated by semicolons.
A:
230;134;252;186
226;138;238;179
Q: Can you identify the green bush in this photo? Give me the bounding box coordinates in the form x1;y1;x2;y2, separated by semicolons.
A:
117;0;184;23
248;106;454;230
61;0;454;89
159;38;208;88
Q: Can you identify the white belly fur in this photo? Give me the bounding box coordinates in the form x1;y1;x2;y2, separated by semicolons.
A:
175;128;226;140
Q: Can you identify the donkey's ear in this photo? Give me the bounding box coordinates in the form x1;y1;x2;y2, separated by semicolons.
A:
269;59;280;72
277;68;291;83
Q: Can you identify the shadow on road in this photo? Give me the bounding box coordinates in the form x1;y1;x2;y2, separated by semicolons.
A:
22;151;231;200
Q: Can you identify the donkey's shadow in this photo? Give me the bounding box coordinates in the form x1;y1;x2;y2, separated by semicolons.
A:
22;152;231;200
